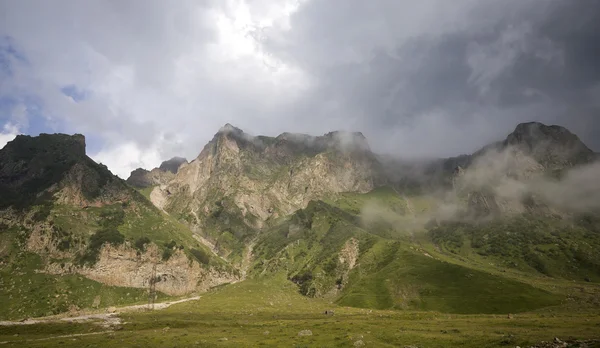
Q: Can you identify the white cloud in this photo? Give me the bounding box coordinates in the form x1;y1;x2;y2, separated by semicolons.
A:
91;142;162;180
0;0;309;177
0;123;20;150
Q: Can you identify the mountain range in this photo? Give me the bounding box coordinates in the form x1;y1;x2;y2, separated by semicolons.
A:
1;121;599;319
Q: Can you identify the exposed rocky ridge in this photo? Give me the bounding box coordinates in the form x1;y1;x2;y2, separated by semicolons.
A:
152;124;382;256
126;157;188;188
0;133;131;209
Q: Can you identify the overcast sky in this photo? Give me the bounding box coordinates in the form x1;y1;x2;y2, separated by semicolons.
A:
1;0;599;178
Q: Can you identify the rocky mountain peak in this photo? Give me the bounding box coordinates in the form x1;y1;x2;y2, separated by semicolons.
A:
0;133;125;209
4;133;87;158
217;123;244;136
503;122;595;168
126;156;187;189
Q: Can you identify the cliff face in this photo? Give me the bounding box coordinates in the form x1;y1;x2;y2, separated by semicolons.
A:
150;124;382;256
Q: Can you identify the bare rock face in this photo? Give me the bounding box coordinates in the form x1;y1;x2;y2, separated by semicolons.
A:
45;243;239;296
155;125;381;235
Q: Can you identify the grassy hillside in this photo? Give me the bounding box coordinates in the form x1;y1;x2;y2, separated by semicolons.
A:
0;188;227;320
337;241;562;313
252;197;568;314
427;215;600;282
0;229;166;320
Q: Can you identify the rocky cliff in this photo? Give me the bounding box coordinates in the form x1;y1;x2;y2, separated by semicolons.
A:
149;124;382;257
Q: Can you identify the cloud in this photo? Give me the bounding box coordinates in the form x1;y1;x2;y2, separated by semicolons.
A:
0;0;599;178
0;122;19;149
92;142;163;180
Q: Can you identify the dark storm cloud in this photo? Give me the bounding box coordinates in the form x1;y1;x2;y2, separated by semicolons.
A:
258;0;600;156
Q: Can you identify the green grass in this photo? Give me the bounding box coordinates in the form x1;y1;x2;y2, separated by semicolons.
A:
0;251;166;320
135;186;156;201
338;241;563;314
428;216;600;282
0;275;598;347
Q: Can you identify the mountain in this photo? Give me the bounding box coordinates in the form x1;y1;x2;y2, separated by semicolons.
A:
0;134;235;320
2;122;599;320
126;157;188;189
148;124;382;261
246;122;600;312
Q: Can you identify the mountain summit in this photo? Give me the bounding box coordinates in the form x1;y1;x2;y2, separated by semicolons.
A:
503;122;596;169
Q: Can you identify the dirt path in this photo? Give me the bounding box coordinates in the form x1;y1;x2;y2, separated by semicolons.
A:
0;296;201;327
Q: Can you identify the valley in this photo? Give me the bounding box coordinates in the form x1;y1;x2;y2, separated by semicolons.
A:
0;122;599;347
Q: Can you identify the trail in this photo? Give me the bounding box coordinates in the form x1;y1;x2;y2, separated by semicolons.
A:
0;296;201;327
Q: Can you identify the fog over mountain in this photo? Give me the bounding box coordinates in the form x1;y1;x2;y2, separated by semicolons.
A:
1;1;600;178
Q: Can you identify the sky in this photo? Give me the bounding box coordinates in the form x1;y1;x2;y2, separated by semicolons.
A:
1;0;599;178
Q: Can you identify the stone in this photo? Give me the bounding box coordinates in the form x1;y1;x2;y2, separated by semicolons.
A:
298;330;313;337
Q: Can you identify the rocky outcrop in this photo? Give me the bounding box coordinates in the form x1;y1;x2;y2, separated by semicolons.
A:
45;243;239;296
338;238;359;271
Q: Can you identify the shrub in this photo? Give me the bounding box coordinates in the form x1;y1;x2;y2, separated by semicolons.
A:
78;228;125;265
162;248;173;261
98;207;125;228
134;237;151;251
190;248;211;265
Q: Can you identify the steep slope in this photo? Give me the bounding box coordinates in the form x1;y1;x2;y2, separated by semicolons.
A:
251;199;563;314
153;124;383;260
0;134;235;320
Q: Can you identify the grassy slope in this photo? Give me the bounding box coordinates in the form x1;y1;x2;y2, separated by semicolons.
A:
0;193;225;321
338;241;562;313
0;242;165;320
1;275;599;347
252;197;567;315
